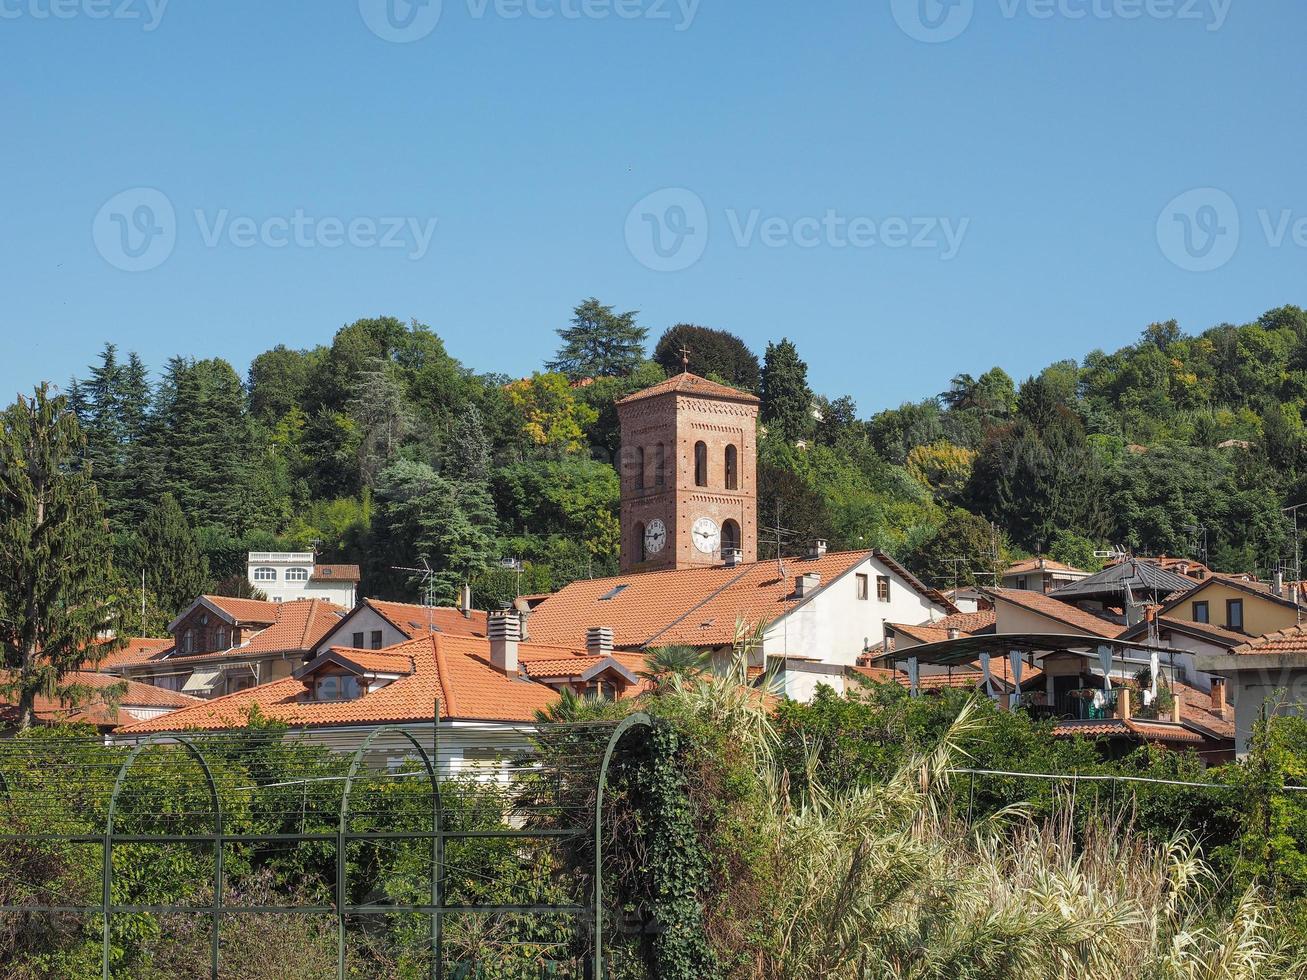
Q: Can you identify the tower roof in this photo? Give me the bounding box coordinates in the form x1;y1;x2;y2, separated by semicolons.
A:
616;372;760;406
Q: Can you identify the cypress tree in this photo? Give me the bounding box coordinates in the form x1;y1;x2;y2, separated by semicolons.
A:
0;385;121;730
760;338;815;442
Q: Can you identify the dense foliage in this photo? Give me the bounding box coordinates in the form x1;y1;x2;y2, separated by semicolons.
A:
22;301;1305;629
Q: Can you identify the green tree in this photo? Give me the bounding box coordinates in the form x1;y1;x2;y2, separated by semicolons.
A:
547;297;648;380
126;493;210;616
446;404;492;484
653;324;760;389
905;509;1002;589
0;386;122;729
505;373;598;455
760;338;815;442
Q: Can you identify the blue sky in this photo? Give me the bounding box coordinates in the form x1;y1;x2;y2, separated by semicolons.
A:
2;0;1303;412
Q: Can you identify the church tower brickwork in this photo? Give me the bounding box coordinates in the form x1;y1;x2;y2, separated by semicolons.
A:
615;373;760;573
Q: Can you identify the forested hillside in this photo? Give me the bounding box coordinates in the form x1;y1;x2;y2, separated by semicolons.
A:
51;299;1307;630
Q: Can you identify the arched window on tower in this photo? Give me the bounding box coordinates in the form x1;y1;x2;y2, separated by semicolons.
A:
694;441;708;487
654;444;666;487
722;520;741;556
725;444;739;490
635;446;646;490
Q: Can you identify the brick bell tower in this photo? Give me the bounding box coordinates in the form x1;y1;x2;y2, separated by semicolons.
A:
615;369;760;573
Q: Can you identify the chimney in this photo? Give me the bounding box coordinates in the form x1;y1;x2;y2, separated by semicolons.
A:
513;597;532;643
795;572;821;598
459;583;474;619
723;547;744;568
808;539;829;560
488;611;520;676
1171;691;1184;724
947;628;961;640
1274;571;1285;598
1116;687;1132;722
1210;678;1228;720
587;626;614;658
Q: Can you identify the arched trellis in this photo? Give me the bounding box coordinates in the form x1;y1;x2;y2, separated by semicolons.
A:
594;712;654;980
0;716;659;980
102;733;222;980
336;725;440;980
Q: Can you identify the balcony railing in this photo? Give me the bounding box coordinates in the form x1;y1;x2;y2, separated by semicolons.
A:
247;552;314;564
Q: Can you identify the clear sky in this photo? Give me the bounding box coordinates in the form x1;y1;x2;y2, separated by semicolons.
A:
3;0;1303;412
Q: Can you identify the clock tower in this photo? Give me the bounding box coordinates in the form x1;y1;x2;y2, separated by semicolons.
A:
615;371;760;573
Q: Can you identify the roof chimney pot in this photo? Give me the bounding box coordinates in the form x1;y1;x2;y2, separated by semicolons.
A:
488;611;520;676
587;626;614;658
1211;678;1228;720
808;539;829;560
795;572;821;598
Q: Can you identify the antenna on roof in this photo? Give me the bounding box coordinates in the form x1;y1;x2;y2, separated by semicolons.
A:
760;500;798;580
392;558;437;635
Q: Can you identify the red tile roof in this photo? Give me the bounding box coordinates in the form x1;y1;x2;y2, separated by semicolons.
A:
615;372;759;406
86;637;173;671
311;564;361;583
203;595;282;624
528;551;885;650
0;671;201;727
116;634;641;734
935;609;997;633
160;599;347;664
364;600;490;640
1051;718;1205;745
985;588;1125;638
1229;624;1307;656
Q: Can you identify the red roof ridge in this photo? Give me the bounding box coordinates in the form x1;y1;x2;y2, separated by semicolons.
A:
615;372;760;406
430;634;458;718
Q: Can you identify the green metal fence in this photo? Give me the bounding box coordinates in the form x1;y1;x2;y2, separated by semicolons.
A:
0;712;652;980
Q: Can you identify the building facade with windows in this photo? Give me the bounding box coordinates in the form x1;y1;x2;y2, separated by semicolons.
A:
245;552;360;607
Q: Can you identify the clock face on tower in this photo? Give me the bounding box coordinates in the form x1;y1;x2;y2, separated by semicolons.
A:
692;517;721;554
644;519;667;555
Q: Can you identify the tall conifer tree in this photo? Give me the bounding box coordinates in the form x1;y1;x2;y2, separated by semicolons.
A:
0;385;121;729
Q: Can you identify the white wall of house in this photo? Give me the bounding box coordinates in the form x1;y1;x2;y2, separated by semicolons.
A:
247;552;356;606
761;556;942;667
1226;672;1307;756
316;606;411;654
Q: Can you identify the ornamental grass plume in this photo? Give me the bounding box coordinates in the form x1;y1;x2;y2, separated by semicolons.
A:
660;666;1305;980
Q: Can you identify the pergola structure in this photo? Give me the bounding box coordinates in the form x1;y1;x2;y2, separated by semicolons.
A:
877;633;1185;709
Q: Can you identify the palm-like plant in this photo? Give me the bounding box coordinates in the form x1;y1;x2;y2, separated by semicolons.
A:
640;645;709;689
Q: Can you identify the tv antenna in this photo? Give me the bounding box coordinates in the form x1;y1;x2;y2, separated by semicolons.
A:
1181;523;1209;568
392;559;438;634
500;557;524;599
760;500;798;580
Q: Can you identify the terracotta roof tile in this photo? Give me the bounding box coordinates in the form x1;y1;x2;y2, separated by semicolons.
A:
0;671;201;727
161;599;347;664
116;634;624;734
528;551;884;650
86;637;174;671
615;372;759;406
1051;718;1205;744
203;595;282;624
935;609;997;633
311;564;361;583
1229;624;1307;656
365;600;490;640
985;588;1125;638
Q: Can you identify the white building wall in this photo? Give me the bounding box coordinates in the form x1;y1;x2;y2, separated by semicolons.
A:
316;606;411;654
761;556;941;667
247;553;357;606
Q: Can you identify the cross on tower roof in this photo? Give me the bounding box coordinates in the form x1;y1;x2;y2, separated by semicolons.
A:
679;346;691;372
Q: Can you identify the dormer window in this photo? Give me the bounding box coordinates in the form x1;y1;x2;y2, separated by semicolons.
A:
314;674;362;701
286;567;309;582
253;567;277;583
181;628;194;654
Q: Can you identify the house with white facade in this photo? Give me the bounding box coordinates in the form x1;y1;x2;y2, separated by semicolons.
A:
246;552;360;607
